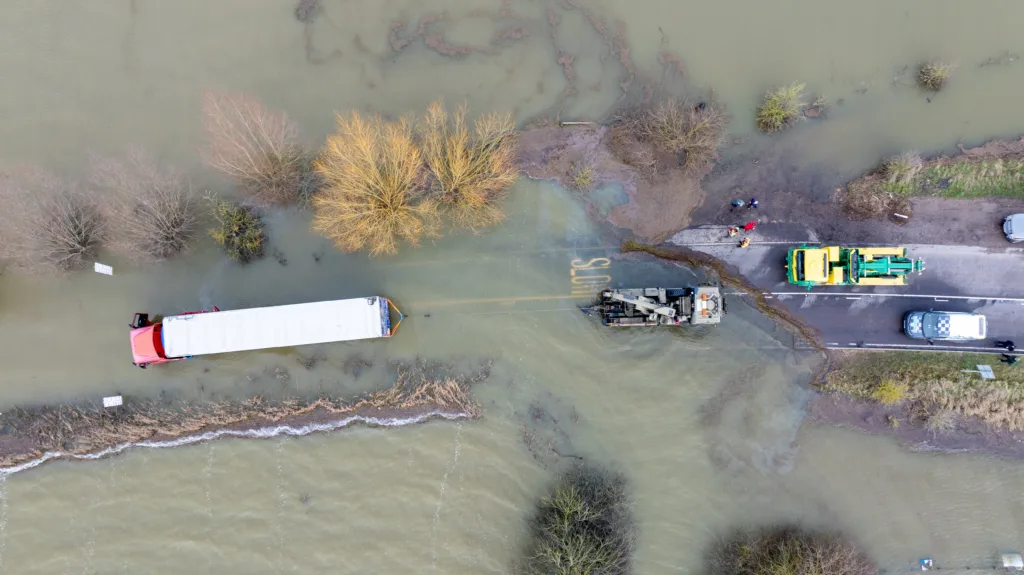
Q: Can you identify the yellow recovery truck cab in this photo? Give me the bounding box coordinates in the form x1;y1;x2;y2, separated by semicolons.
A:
786;246;925;288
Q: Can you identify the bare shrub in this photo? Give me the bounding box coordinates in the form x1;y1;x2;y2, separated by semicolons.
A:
312;111;439;256
628;97;728;171
519;463;634;575
201;91;309;206
0;170;104;273
91;151;198;263
606;124;656;179
707;525;877;575
419;101;519;232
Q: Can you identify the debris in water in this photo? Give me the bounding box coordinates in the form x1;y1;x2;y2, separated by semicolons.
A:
94;262;113;276
294;0;321;24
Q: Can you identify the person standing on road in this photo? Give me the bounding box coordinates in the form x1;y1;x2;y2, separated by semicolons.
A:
739;237;751;248
1000;354;1019;366
996;340;1016;352
731;199;745;209
743;221;757;232
748;198;759;209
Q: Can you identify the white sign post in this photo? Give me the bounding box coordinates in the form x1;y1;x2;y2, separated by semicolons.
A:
94;262;113;276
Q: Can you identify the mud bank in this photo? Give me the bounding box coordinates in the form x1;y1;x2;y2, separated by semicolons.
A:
806;392;1024;459
0;365;488;474
518;125;707;242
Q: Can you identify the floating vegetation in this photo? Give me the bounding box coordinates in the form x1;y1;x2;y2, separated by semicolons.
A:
917;61;955;92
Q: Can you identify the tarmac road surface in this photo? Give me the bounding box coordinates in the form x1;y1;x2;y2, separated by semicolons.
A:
670;225;1024;354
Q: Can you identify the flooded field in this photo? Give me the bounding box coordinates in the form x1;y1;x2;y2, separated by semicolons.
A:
2;0;1024;573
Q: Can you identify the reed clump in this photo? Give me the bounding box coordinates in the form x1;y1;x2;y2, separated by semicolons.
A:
419;101;518;232
91;150;199;263
0;170;104;274
826;351;1024;431
0;363;487;468
755;83;806;133
707;526;877;575
201;91;311;206
570;161;596;191
918;61;954;92
208;198;265;263
519;463;634;575
312;111;439;256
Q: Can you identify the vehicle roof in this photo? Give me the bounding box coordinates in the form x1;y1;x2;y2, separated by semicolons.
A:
800;248;828;283
922;311;985;339
162;297;390;358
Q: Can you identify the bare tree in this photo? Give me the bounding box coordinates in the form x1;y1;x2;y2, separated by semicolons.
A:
201;91;310;205
0;169;105;274
91;150;199;263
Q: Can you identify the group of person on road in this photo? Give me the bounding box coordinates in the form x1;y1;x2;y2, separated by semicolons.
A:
996;340;1018;365
728;198;759;248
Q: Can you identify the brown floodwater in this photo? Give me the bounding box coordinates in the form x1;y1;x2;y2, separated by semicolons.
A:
2;0;1024;573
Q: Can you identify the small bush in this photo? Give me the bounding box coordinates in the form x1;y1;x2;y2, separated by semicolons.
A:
707;526;877;575
606;125;656;179
91;151;198;263
570;162;595;191
312;111;439;256
918;61;954;92
208;199;265;263
0;171;104;274
519;464;634;575
419;101;519;232
882;152;924;188
924;409;956;434
871;379;907;406
201;91;310;206
756;83;806;133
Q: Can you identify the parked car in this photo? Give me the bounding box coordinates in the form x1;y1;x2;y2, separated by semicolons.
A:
1004;213;1024;243
903;310;987;342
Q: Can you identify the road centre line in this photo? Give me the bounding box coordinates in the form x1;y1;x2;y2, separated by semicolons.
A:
767;291;1024;303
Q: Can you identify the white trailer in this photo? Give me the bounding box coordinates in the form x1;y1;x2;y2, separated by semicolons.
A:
129;296;403;367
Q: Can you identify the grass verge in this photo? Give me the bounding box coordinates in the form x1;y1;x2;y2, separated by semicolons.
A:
825;351;1024;431
707;525;876;575
518;463;634;575
841;150;1024;220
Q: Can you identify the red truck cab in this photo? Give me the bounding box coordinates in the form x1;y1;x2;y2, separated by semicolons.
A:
129;308;218;368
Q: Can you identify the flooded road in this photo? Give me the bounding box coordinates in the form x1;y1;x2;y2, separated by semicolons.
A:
2;0;1024;573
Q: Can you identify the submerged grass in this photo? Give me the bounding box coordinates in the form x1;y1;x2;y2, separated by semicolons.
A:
918;61;954;92
0;363;488;468
208;199;265;263
826;351;1024;431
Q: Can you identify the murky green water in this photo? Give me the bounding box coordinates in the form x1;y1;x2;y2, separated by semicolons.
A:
2;1;1024;573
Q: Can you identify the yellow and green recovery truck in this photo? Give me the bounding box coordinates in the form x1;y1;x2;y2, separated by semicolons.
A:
785;246;924;288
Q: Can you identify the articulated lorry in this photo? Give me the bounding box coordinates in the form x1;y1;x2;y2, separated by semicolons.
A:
129;297;403;368
786;245;924;288
580;286;723;327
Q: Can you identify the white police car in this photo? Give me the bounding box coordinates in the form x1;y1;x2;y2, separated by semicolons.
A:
904;310;987;342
